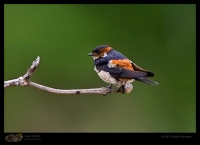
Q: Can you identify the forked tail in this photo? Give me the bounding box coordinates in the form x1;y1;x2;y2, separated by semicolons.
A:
135;77;159;86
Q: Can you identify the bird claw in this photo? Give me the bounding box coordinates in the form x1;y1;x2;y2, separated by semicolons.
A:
103;85;112;96
117;85;125;94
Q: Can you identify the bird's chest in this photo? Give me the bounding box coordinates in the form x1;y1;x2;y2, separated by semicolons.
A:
94;66;117;85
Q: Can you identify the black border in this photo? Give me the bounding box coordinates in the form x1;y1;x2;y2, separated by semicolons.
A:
3;133;196;142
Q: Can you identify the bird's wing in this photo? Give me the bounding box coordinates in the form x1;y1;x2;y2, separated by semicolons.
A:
113;67;148;79
102;65;159;85
108;58;155;77
96;64;148;79
131;62;154;77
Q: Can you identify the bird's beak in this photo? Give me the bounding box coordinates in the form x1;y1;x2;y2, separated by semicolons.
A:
87;53;93;56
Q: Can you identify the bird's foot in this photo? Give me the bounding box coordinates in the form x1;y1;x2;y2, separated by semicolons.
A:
117;85;125;94
104;84;113;96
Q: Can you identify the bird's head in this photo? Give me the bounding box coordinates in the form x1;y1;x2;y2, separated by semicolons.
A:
87;45;113;60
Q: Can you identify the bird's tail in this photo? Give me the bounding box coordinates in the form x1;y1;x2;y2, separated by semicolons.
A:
135;77;159;86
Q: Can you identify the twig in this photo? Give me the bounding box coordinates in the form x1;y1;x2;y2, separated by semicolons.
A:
4;56;122;95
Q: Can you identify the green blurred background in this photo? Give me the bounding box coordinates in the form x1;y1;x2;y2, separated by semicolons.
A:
4;4;195;132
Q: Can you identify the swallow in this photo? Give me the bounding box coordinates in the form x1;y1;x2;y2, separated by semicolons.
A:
87;45;159;95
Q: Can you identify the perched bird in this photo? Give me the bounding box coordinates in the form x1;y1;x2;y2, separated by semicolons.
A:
87;45;159;94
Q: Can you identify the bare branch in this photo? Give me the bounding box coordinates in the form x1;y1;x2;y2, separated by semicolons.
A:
4;78;22;88
29;81;119;95
4;56;40;88
4;56;123;95
23;56;40;80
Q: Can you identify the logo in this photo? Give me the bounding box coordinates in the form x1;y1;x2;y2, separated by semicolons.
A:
5;134;23;142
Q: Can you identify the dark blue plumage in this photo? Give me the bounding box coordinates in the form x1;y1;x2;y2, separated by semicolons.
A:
94;49;127;65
